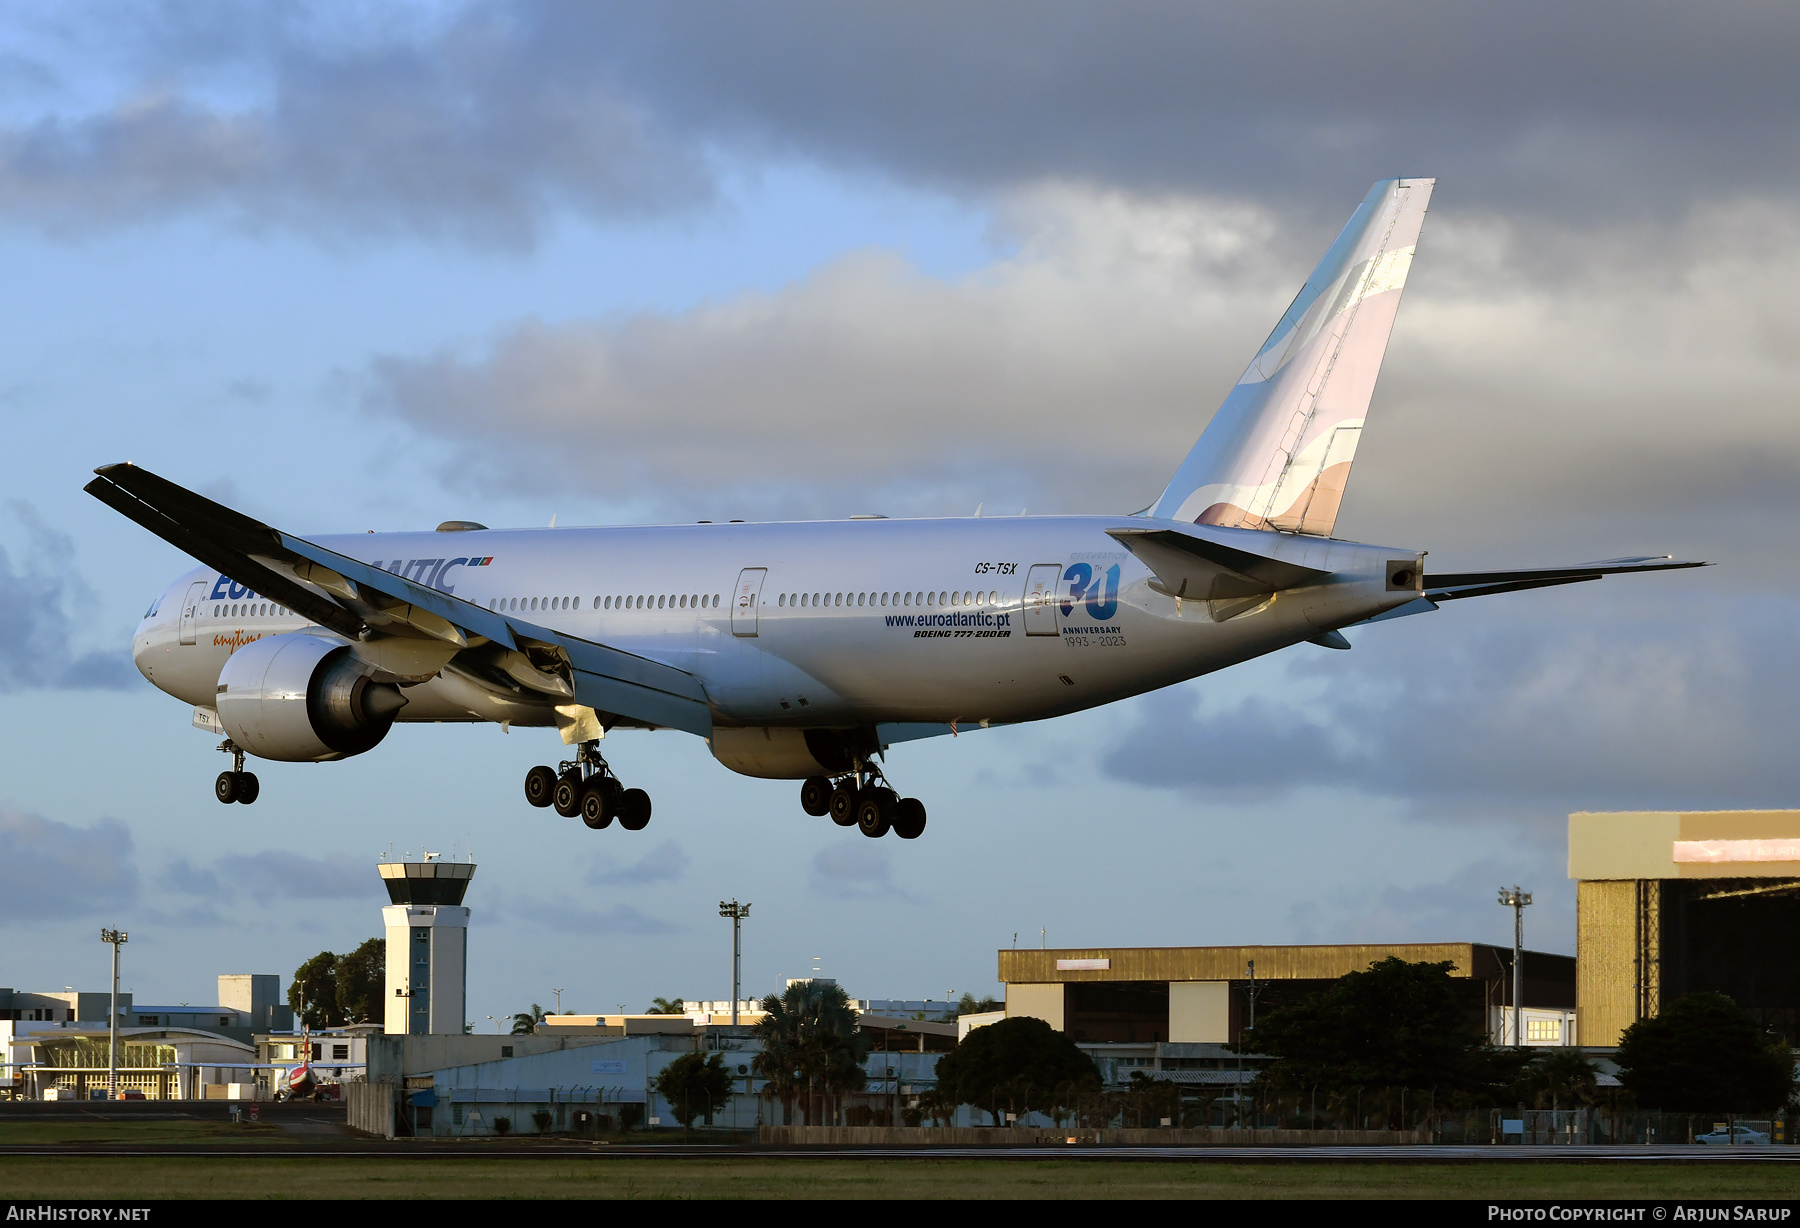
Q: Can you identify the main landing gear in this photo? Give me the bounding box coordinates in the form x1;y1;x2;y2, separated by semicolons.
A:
214;740;259;805
801;765;926;840
524;741;650;832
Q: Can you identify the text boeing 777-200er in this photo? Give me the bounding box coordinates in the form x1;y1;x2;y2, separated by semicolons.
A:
98;178;1703;841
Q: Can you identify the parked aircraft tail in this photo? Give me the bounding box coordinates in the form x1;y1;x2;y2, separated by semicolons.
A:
1151;177;1434;535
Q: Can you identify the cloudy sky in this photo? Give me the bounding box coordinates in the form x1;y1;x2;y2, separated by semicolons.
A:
3;2;1795;1022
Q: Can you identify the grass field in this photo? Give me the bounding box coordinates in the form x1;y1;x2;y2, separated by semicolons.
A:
3;1155;1799;1200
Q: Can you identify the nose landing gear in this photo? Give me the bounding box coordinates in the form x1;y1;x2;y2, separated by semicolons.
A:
524;741;649;833
214;740;259;805
801;763;926;839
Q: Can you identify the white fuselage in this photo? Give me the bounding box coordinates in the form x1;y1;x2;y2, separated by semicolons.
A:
131;515;1422;764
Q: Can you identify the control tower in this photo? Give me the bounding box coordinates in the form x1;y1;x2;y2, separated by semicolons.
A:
379;858;476;1036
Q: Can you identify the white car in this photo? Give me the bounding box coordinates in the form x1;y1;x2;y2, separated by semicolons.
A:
1696;1125;1769;1145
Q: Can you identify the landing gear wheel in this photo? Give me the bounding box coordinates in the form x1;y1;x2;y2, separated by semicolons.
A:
828;781;860;827
235;772;259;805
524;765;557;808
617;788;651;831
800;776;833;817
892;797;927;840
580;782;614;829
215;772;239;804
856;787;896;838
553;773;584;818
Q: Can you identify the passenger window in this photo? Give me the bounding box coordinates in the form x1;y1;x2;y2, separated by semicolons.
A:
991;591;999;605
778;594;785;607
964;591;973;605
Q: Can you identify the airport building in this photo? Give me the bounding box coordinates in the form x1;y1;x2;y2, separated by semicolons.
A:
997;942;1577;1048
1572;810;1800;1046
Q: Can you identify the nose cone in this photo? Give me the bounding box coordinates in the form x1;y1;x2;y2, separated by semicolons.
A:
133;615;160;682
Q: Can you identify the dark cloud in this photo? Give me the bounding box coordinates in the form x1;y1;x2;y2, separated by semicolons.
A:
164;850;375;901
0;501;135;691
0;3;708;245
5;2;1797;241
1104;591;1800;815
584;839;687;886
587;1;1800;219
0;807;137;919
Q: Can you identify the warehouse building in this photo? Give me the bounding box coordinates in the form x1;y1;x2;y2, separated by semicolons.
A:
999;942;1576;1047
1572;809;1800;1046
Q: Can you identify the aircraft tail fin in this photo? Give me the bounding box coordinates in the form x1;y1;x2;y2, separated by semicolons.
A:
1150;177;1434;534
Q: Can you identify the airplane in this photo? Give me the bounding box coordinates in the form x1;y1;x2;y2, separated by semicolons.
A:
96;177;1702;840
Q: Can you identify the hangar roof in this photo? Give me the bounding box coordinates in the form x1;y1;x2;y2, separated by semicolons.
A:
999;943;1570;985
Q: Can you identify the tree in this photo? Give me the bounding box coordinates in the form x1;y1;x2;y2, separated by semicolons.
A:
511;1003;546;1035
289;952;338;1029
334;938;385;1024
752;981;869;1125
646;998;686;1015
1511;1049;1599;1110
954;993;1003;1019
1248;957;1501;1126
934;1015;1100;1125
1615;992;1794;1113
653;1052;736;1131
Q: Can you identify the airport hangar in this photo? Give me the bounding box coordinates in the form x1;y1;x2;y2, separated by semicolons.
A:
1572;810;1800;1046
997;811;1800;1052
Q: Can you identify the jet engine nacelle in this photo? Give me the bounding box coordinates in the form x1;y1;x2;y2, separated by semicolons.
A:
216;633;407;763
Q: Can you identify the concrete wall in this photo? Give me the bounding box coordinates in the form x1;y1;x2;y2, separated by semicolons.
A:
346;1080;396;1138
366;1032;614;1082
1167;982;1230;1043
1005;983;1064;1030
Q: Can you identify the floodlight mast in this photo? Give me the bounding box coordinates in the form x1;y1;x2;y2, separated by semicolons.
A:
719;901;751;1026
100;928;128;1099
1497;887;1533;1046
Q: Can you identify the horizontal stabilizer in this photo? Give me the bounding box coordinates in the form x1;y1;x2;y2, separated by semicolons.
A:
85;463;713;736
1424;556;1707;602
1105;526;1329;601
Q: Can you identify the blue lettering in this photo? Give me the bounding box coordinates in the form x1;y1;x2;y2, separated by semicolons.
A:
227;581;248;600
210;576;231;600
1086;564;1120;621
1060;563;1093;617
435;559;467;593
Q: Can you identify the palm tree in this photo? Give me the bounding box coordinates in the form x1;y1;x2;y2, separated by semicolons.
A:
510;1003;546;1035
752;981;869;1125
646;998;686;1015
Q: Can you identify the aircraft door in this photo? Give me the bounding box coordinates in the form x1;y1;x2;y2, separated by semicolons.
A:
732;568;767;637
177;581;207;645
1022;564;1062;636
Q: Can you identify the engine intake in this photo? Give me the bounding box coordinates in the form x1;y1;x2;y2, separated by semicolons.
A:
216;633;407;762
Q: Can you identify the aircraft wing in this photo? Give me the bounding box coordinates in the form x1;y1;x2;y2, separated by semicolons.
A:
84;463;713;737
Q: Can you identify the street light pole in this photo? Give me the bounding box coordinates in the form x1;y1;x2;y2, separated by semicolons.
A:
100;928;128;1099
719;901;751;1025
1497;887;1533;1046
